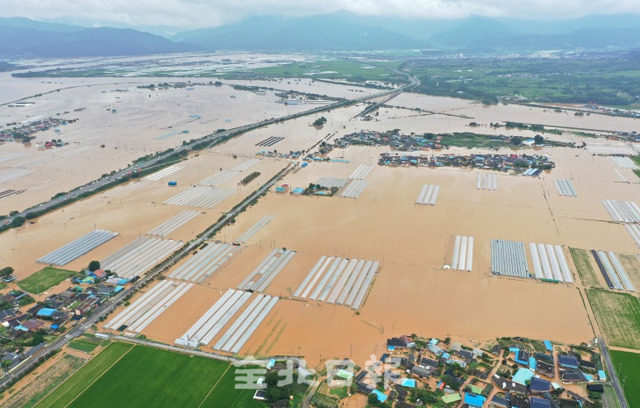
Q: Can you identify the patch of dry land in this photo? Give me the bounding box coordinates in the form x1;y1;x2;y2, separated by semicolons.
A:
2;68;639;369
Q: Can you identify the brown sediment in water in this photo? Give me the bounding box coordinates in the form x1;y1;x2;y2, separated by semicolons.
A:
1;73;637;369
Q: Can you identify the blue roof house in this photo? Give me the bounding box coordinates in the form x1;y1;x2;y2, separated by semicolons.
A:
530;397;552;408
464;393;486;408
558;355;580;369
36;308;56;318
530;377;551;393
370;390;387;403
513;368;535;385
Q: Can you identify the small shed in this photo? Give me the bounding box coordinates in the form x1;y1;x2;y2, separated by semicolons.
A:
598;369;607;381
370;390;387;403
441;393;461;404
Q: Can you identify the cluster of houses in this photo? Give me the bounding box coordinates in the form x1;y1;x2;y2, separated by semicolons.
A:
257;149;304;159
0;116;77;144
328;335;608;408
333;130;447;151
0;269;129;372
611;130;640;143
377;152;555;172
37;138;68;150
581;104;640;120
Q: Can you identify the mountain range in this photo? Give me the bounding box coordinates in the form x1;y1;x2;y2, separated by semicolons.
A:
0;17;197;58
1;12;640;58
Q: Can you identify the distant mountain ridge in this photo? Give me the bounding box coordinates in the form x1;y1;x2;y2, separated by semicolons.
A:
173;12;427;51
0;18;199;58
1;12;640;58
173;11;640;51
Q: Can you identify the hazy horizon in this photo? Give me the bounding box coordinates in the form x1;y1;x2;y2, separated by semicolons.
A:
2;1;640;31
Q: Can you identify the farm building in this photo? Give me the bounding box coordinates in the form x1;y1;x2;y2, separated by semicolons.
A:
558;355;580;369
492;374;528;394
441;393;461;404
87;268;107;279
560;369;585;382
512;368;535;385
531;397;552;408
491;395;510;408
410;365;434;378
530;377;551;393
36;308;56;318
464;393;486;407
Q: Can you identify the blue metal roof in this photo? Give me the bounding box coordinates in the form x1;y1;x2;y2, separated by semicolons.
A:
515;351;528;365
37;308;56;317
400;378;416;387
598;370;607;380
530;397;551;408
530;377;550;392
543;340;553;351
559;355;579;368
513;368;535;385
464;393;486;407
370;390;387;402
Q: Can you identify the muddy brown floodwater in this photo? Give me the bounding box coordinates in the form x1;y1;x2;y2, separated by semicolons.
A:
1;70;638;369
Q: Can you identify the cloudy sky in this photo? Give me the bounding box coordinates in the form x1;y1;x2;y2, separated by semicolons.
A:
1;0;639;28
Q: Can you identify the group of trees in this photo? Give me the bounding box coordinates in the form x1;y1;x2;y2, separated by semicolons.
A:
312;117;327;127
415;76;499;105
240;172;261;186
0;266;14;278
263;371;292;402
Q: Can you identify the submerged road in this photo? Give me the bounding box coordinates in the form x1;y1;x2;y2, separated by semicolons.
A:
2;74;417;231
597;337;629;408
0;164;294;392
0;71;419;390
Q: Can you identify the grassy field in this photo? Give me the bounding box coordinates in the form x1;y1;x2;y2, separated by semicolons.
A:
15;59;402;84
18;267;76;294
610;350;640;408
35;342;133;408
3;354;85;408
618;254;640;289
252;60;396;82
602;384;622;408
587;289;640;349
570;248;602;288
35;343;265;408
68;339;99;353
438;132;507;149
403;55;640;107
